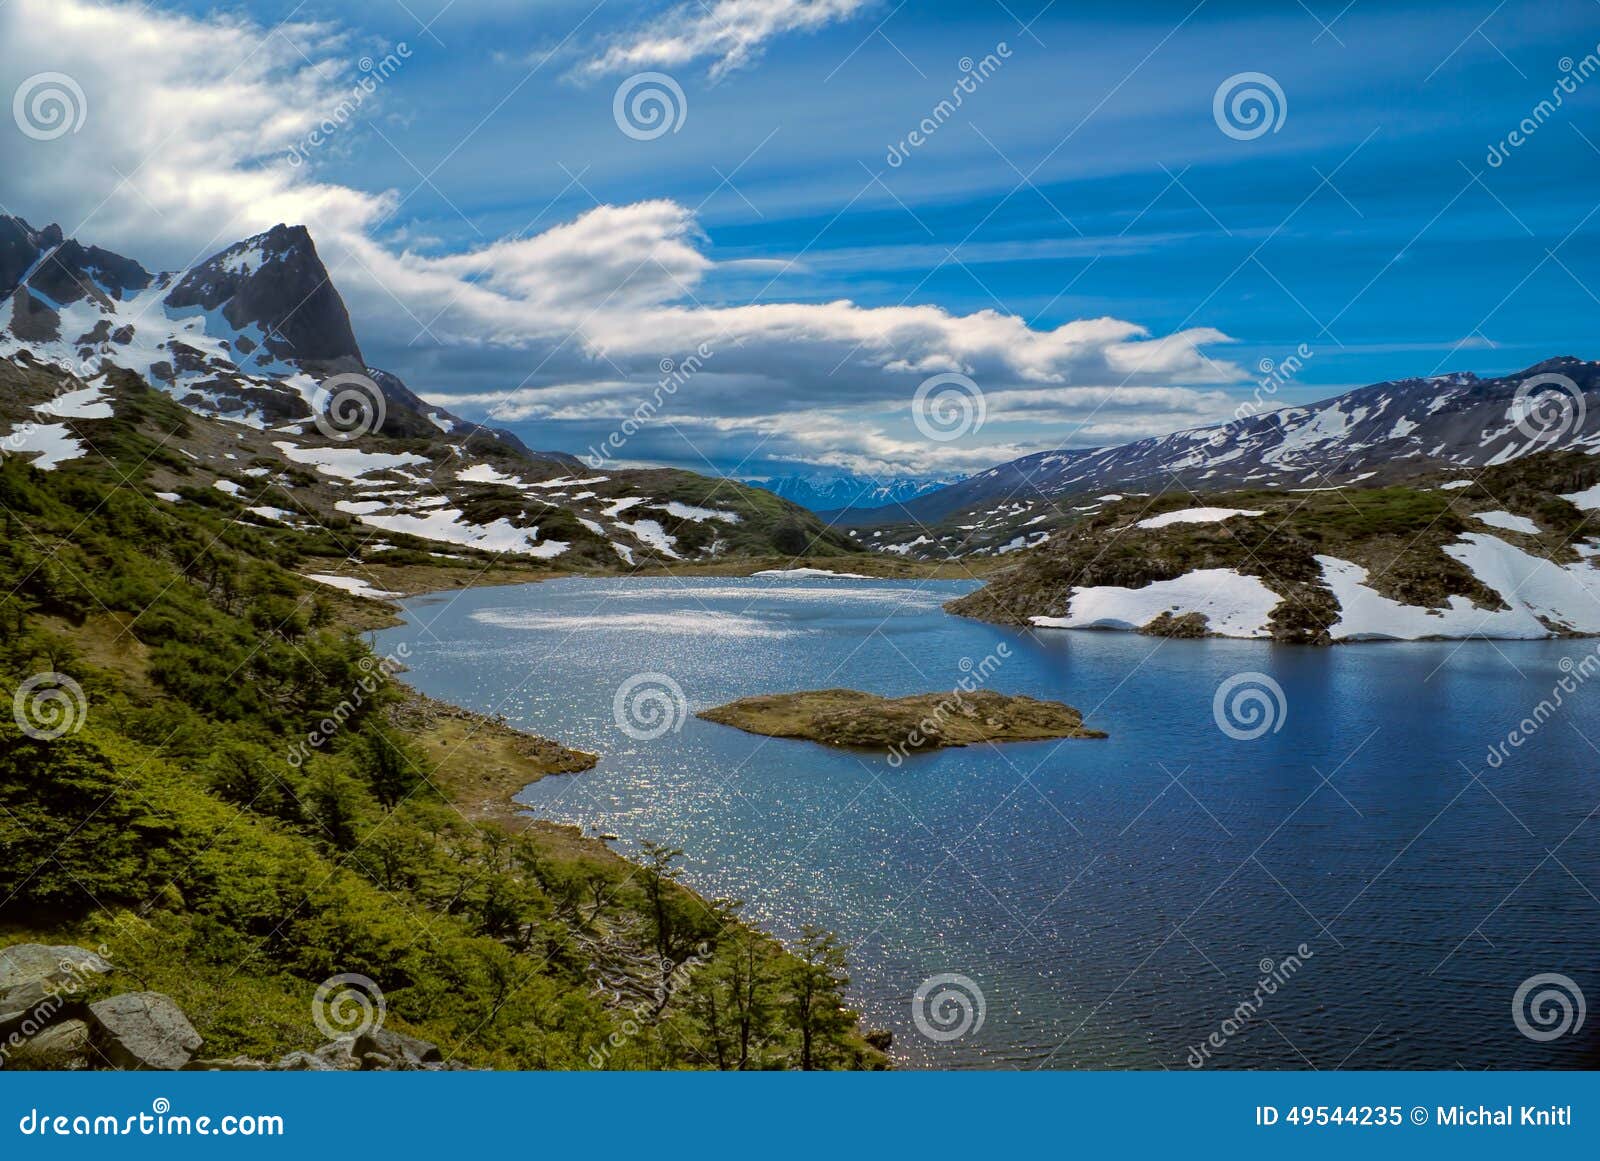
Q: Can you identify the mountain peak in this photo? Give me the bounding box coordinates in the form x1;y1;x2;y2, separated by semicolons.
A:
1518;354;1590;376
165;224;362;367
0;216;64;300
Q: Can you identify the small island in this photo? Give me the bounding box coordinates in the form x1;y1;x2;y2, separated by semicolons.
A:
698;688;1106;760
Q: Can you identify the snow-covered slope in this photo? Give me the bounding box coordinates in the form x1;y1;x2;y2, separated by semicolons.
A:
844;358;1600;558
1038;540;1600;642
947;455;1600;643
0;216;855;567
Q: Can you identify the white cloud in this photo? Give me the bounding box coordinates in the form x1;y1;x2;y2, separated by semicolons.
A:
1;0;1249;477
583;0;871;80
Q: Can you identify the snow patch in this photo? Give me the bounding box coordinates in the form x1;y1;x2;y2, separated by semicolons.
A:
302;574;402;600
3;423;84;469
1473;510;1540;535
752;568;872;579
1136;507;1264;530
273;441;429;480
36;383;114;420
1032;568;1281;638
662;501;741;523
1562;482;1600;510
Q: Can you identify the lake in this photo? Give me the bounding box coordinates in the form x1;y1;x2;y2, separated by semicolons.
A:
375;574;1600;1070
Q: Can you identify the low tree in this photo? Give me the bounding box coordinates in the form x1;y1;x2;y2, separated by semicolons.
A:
786;924;852;1070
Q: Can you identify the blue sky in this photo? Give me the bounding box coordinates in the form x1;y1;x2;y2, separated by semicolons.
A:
5;0;1600;480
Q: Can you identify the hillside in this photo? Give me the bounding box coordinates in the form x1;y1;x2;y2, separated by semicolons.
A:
947;451;1600;643
0;450;886;1070
839;357;1600;558
0;215;855;576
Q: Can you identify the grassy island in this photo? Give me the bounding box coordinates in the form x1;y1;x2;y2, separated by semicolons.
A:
699;688;1106;757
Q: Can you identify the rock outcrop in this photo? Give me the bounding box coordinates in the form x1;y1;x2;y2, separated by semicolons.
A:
86;992;203;1071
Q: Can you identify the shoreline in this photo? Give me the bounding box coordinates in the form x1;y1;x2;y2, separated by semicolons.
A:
370;593;894;1065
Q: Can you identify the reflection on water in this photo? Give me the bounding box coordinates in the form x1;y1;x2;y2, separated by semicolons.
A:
377;575;1600;1070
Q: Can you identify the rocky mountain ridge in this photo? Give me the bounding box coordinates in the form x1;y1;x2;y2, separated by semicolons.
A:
0;215;852;571
839;357;1600;559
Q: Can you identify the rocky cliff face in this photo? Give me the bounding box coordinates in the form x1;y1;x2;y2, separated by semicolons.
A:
0;217;63;300
163;224;362;368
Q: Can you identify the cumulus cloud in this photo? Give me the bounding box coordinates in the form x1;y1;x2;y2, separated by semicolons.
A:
583;0;871;80
0;0;1249;477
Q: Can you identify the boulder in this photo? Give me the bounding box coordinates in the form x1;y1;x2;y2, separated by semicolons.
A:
0;944;111;1000
268;1051;328;1072
354;1027;441;1070
0;945;110;1038
272;1037;360;1071
86;993;202;1071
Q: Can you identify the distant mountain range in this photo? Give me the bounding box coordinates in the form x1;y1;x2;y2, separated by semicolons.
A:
743;472;956;513
0;214;851;566
834;357;1600;558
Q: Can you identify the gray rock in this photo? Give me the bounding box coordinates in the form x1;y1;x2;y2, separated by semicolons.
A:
185;1055;269;1071
268;1051;328;1072
271;1038;359;1071
309;1036;361;1070
0;945;110;1040
0;944;111;1000
87;993;202;1071
354;1027;441;1070
4;1019;89;1070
